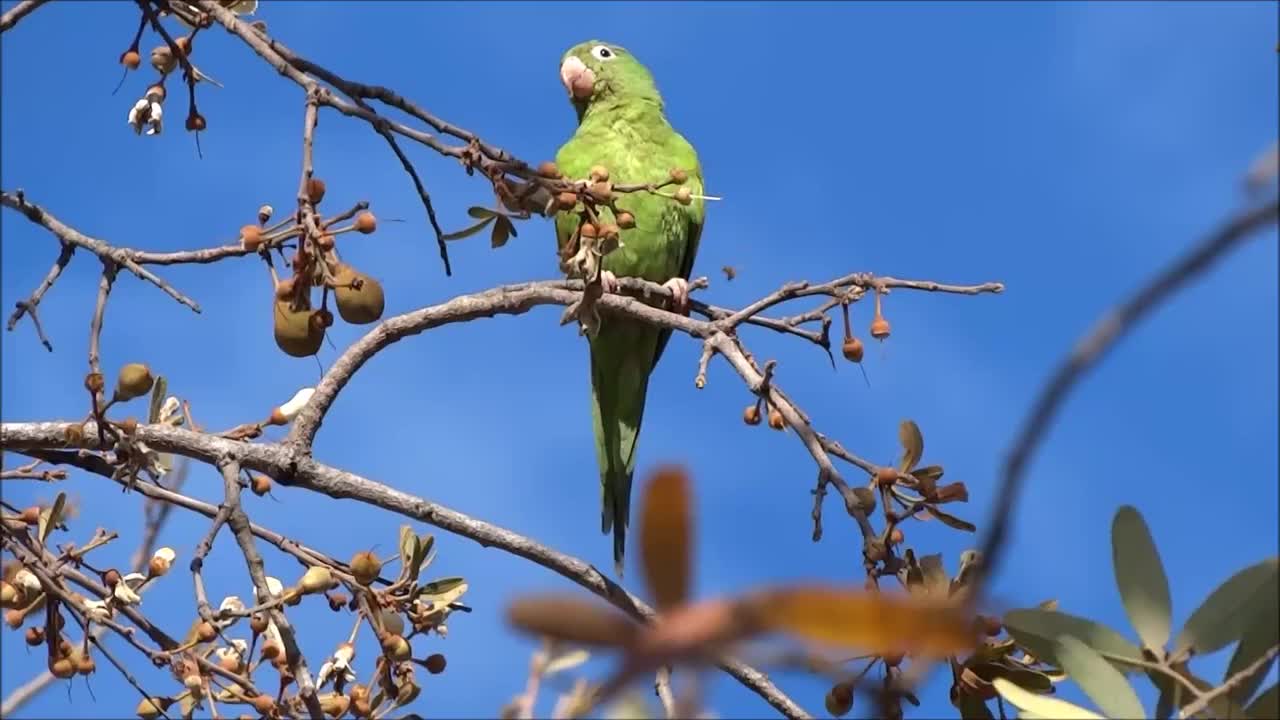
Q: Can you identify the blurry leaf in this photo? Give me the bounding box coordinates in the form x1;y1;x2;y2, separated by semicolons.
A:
1110;506;1172;653
490;216;513;248
1150;670;1178;720
911;465;944;482
851;487;877;512
1247;683;1279;720
157;452;174;475
148;375;167;424
1002;666;1055;694
1054;634;1144;720
925;505;976;532
898;420;924;472
37;492;67;545
415;577;467;608
397;525;419;584
992;677;1105;719
442;214;496;241
414;534;436;579
1003;608;1143;673
467;206;498;219
507;594;637;648
955;692;994;719
919;553;951;597
638;466;692;612
544;648;590;676
1225;575;1279;704
1174;557;1279;656
1038;599;1059;612
934;482;970;504
749;585;977;658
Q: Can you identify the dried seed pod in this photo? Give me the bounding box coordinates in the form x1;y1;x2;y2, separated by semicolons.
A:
175;36;192;56
875;467;898;487
240;224;263;251
273;297;324;358
616;211;636;229
742;404;761;426
120;50;141;69
767;407;785;430
249;613;268;635
579;222;598;239
669;168;689;184
841;336;864;363
298;566;333;595
353;211;377;234
307;178;327;205
84;372;105;394
424;653;446;674
145;84;166;103
332;265;385;325
185;111;206;132
251;475;272;496
49;657;75;679
588;181;613;203
825;681;853;717
115;363;155;401
870;316;891;341
196;621;217;642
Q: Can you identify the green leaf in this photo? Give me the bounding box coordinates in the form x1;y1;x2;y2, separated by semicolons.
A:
490;215;514;248
1053;634;1144;720
1110;505;1172;653
911;465;944;482
1003;608;1143;673
992;677;1106;719
413;534;436;580
898;419;924;472
1225;575;1279;704
467;206;497;219
1247;683;1279;720
925;505;976;532
1174;557;1279;656
397;525;419;584
37;492;67;545
148;375;167;424
442;215;496;241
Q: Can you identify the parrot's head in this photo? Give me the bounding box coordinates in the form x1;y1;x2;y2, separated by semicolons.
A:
559;40;663;118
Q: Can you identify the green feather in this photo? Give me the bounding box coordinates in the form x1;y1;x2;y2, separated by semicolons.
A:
554;40;706;576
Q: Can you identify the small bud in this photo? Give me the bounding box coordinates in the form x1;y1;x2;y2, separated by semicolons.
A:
327;592;348;611
175;36;192;56
349;551;381;586
239;224;263;251
298;566;334;595
536;161;560;179
76;653;96;675
257;204;274;225
767;407;785;430
249;613;268;635
579;222;598;239
588;181;612;203
196;621;217;642
742;404;761;426
353;211;377;234
424;653;446;674
889;527;904;545
148;548;175;578
674;187;693;205
120;50;141;70
0;582;20;609
380;633;411;661
588;165;609;182
556;192;578;211
5;609;26;629
616;211;636;229
875;467;898;487
119;417;138;435
185;111;206;132
825;681;854;717
870;316;891;341
149;45;176;74
102;569;122;588
307;177;327;205
114;363;155;402
251;475;272;496
260;641;281;661
19;506;40;525
251;695;275;715
841;336;864;363
84;372;105;394
669;168;689;184
50;657;76;679
25;626;44;646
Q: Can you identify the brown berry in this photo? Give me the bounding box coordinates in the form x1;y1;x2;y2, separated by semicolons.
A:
353;211;377;234
175;36;192;56
556;192;578;211
598;224;621;242
841;336;864;363
349;550;381;586
767;407;785;430
616;211;636;229
19;506;40;525
425;653;446;674
536;161;560;179
673;187;692;205
327;593;348;611
742;404;761;426
316;233;336;251
196;621;217;642
875;467;898;487
249;613;268;635
119;417;138;434
669;168;689;184
4;609;25;629
114;363;155;402
870;316;891;341
825;681;853;717
84;372;105;394
260;641;281;660
219;653;240;672
589;181;612;203
251;475;272;496
579;222;598;239
306;177;327;205
889;527;904;545
185;112;206;132
120;50;141;69
251;695;275;715
25;626;43;646
50;657;75;679
589;165;610;182
103;568;122;588
76;653;96;675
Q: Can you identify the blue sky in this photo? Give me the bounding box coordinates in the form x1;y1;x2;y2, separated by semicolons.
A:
2;1;1276;718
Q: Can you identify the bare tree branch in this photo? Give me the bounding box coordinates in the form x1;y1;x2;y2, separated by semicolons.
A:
0;0;51;33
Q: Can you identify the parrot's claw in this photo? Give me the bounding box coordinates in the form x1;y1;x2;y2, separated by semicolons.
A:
663;277;691;315
599;270;620;295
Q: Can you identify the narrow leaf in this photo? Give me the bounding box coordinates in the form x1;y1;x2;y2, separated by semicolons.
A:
466;206;498;219
992;677;1105;719
1174;557;1279;656
1247;682;1278;720
543;649;590;676
748;585;977;658
148;375;167;424
1003;608;1143;673
490;216;512;248
37;492;67;545
1054;634;1144;720
898;420;924;472
638;465;692;612
507;594;637;648
397;525;419;584
1225;575;1279;704
910;465;944;482
925;505;976;532
413;534;436;579
1110;505;1172;653
441;215;496;241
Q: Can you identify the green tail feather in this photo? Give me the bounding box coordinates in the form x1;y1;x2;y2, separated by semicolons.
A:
589;319;659;578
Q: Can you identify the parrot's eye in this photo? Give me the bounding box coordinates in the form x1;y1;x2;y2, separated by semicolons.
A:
591;45;616;61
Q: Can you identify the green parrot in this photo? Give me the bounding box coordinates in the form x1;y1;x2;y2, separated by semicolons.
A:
553;40;706;576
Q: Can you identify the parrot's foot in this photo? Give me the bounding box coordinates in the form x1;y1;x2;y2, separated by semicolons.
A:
663;277;691;315
599;270;620;294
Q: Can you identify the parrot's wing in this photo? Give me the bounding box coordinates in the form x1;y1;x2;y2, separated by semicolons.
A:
652;133;705;369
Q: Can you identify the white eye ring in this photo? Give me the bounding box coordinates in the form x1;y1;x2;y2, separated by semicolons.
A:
591;45;616;61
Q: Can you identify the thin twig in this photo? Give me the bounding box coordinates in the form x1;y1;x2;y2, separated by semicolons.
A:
0;0;51;33
1179;644;1280;719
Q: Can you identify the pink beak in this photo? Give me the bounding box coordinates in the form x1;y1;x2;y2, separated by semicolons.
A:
559;56;595;101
